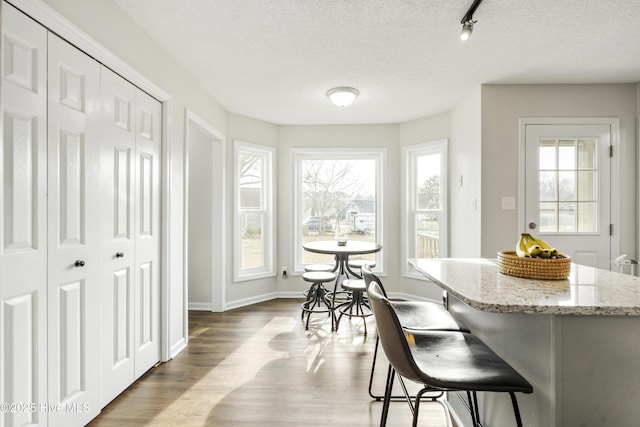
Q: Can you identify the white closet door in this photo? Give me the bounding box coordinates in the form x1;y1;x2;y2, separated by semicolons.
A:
47;33;101;426
0;5;48;426
100;67;136;406
133;90;162;378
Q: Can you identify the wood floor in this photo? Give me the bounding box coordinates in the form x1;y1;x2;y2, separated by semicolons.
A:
89;299;455;426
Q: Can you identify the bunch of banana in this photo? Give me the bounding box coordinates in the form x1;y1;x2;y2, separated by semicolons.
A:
516;233;559;259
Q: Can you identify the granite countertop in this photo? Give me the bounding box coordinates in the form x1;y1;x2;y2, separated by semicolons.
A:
408;258;640;315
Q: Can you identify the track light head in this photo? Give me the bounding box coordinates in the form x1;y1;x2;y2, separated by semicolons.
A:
459;0;483;41
460;20;474;41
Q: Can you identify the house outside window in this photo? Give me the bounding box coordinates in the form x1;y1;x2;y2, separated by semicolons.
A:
234;140;275;281
403;139;448;276
293;148;385;272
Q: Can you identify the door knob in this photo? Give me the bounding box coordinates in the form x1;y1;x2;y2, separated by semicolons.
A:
528;222;537;230
74;260;85;267
115;252;124;258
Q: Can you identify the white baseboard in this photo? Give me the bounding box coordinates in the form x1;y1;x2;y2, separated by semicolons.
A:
190;292;442;312
224;292;280;310
188;302;213;311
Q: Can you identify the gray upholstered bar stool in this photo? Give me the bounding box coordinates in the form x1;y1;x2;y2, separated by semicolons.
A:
362;264;469;401
335;278;372;335
301;271;337;330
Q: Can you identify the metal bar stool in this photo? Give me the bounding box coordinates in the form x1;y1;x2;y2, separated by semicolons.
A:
347;259;376;278
303;264;335;298
335;278;372;335
301;271;337;330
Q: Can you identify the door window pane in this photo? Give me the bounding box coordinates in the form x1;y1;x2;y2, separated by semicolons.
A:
539;202;558;232
578;171;596;201
558;140;576;169
537;138;597;234
558;171;576;201
539;171;557;201
539;140;556;169
559;202;576;232
578;202;597;232
578;139;595;169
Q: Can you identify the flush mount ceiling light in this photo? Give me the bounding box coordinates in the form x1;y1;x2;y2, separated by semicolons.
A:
460;0;484;41
327;87;359;107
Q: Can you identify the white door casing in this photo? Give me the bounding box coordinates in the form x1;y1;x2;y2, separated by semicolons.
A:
522;121;613;269
185;110;226;313
0;5;48;426
47;33;101;425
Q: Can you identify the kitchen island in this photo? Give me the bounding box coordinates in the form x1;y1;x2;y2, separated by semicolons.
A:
408;257;640;427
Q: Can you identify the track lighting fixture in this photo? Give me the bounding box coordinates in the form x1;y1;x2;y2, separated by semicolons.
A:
460;0;483;41
460;21;474;41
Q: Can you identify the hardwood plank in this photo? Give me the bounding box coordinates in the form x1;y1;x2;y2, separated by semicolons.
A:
89;299;454;426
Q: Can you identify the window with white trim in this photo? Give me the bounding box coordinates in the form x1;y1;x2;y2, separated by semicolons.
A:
293;149;385;272
234;140;275;281
403;140;448;275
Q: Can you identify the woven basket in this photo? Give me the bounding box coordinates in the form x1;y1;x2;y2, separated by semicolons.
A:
497;251;571;280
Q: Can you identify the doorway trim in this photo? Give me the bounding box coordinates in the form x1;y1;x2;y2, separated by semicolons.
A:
518;117;621;264
9;0;177;361
185;109;227;312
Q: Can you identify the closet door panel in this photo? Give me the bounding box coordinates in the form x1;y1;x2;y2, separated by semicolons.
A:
134;91;161;378
100;66;136;406
0;5;48;426
47;33;100;426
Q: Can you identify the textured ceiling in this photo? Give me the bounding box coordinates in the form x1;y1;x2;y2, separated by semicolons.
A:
109;0;640;125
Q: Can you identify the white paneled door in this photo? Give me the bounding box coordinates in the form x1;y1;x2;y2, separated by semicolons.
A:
100;67;161;405
100;67;137;406
0;5;48;427
132;89;161;379
47;33;102;425
2;3;163;425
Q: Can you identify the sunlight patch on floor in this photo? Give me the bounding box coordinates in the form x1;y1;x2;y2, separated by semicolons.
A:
148;316;296;425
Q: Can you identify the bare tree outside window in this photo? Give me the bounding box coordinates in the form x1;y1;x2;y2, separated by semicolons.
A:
302;160;366;232
298;157;378;265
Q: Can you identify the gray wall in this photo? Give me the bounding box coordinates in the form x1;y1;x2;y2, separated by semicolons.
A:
187;125;214;306
450;86;482;257
42;0;227;353
480;84;637;259
224;113;279;307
